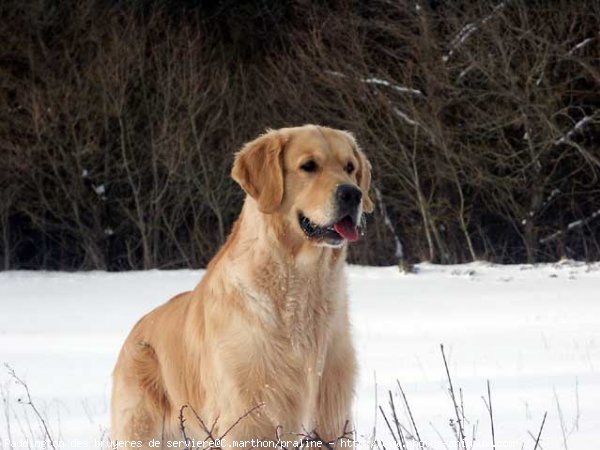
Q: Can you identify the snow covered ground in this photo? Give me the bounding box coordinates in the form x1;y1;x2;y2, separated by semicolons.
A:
1;261;599;449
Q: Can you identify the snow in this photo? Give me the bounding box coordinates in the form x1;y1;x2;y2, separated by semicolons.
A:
360;78;423;96
392;107;420;127
540;209;600;244
568;37;595;55
325;71;423;97
443;2;507;63
1;262;600;449
458;64;474;81
555;116;593;145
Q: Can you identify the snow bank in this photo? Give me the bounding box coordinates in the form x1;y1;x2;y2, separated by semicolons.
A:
1;262;599;448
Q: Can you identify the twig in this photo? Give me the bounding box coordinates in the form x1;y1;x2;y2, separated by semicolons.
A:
5;364;55;450
179;405;192;450
187;405;219;445
370;372;379;450
440;345;467;450
430;422;450;450
374;186;406;269
460;388;466;426
275;425;287;449
532;412;547;450
388;390;408;450
294;421;354;450
396;380;423;447
553;389;569;450
218;402;265;441
527;431;544;450
482;380;495;450
571;378;580;434
1;384;14;445
379;405;401;450
470;420;479;450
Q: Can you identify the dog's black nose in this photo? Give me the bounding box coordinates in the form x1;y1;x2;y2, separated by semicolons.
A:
336;184;362;210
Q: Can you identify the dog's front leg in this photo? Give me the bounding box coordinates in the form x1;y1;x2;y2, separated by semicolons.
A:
314;330;357;448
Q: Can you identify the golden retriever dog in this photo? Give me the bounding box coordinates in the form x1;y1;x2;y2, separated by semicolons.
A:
111;125;373;447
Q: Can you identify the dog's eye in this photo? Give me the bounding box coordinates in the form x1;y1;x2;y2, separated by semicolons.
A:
345;162;355;174
300;160;318;173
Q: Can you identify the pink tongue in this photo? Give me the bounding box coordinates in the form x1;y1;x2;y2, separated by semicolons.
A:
334;218;359;242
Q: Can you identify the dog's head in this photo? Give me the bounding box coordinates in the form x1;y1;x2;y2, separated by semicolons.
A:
232;125;373;247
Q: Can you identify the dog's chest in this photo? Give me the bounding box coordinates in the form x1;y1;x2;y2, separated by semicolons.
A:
236;261;346;431
262;275;335;430
247;259;340;354
248;257;341;339
280;264;340;346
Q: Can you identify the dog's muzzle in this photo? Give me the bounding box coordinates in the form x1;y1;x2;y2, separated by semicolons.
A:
298;184;364;244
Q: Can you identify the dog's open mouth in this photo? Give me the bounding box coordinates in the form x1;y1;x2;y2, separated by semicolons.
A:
299;213;360;243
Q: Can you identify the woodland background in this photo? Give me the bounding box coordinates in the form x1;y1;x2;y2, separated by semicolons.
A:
0;0;599;270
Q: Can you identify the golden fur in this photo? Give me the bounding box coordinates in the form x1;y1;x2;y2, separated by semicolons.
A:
111;125;373;447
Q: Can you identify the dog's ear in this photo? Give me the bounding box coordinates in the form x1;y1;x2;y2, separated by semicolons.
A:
348;135;374;214
231;130;285;214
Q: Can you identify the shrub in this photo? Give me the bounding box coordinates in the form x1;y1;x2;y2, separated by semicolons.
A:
0;0;598;269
